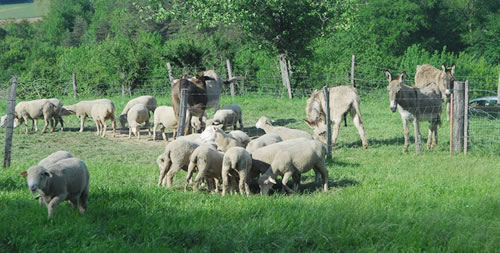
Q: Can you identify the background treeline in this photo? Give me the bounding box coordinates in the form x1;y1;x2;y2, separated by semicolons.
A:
0;0;499;98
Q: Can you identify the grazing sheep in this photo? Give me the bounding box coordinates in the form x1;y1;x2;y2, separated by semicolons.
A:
12;99;56;134
157;139;200;188
20;157;90;218
90;102;116;137
153;106;178;141
190;112;208;133
258;140;328;195
48;98;64;131
229;130;251;147
185;145;224;193
246;133;283;153
385;70;442;153
119;96;157;128
64;99;113;132
212;104;243;130
304;86;368;149
256;116;313;141
213;126;246;152
222;147;252;196
127;104;151;139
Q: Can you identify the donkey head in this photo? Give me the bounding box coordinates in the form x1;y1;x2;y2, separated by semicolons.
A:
441;64;455;96
305;90;325;127
385;70;406;113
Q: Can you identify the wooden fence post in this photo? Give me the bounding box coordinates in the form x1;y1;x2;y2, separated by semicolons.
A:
449;92;454;154
4;76;18;168
226;59;235;97
72;72;77;98
351;55;355;87
323;86;332;159
279;54;292;99
453;81;465;153
167;62;174;86
464;80;469;154
176;88;188;137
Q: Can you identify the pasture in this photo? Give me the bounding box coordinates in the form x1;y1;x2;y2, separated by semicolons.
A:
0;3;39;20
0;91;499;252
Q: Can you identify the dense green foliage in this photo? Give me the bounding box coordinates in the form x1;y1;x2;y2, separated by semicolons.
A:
0;0;499;97
0;93;499;251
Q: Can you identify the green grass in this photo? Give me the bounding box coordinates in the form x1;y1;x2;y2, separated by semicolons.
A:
0;92;499;252
0;3;40;19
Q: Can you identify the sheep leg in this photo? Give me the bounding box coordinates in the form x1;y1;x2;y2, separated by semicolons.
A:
94;120;100;136
41;116;50;134
69;197;79;209
239;117;244;130
192;168;206;193
166;164;183;189
161;127;167;141
314;162;329;192
157;160;171;187
292;173;301;192
23;117;30;134
128;127;132;139
213;178;220;193
59;116;64;131
145;121;151;137
79;115;86;132
153;123;157;141
111;119;116;138
79;186;89;214
102;120;108;137
221;168;230;196
352;108;368;148
47;194;67;218
184;162;197;191
414;119;422;153
239;170;250;196
31;119;37;131
281;171;295;193
136;126;140;139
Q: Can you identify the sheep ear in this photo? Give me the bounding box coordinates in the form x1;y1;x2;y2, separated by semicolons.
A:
20;170;27;178
43;170;53;178
303;119;316;129
384;70;392;81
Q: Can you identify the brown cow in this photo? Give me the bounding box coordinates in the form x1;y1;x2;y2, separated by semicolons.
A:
171;73;214;136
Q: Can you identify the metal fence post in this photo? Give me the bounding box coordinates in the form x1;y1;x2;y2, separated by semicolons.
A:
176;88;188;137
453;81;465;153
323;86;332;159
4;76;18;168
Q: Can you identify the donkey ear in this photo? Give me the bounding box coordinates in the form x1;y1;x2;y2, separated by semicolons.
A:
441;64;447;72
384;70;392;81
450;64;456;75
399;71;407;81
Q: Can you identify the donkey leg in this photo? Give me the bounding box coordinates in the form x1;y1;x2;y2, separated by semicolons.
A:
402;118;410;152
330;118;342;148
413;120;422;154
352;109;368;148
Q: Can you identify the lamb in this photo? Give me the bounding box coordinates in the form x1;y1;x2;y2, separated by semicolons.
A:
64;99;113;132
20;157;90;218
90;102;116;137
127;104;151;139
190;112;208;133
213;126;247;152
256;116;313;140
12;99;56;134
221;147;252;196
258;140;329;195
119;96;157;128
153;106;178;141
229;130;251;147
185;145;225;193
245;133;283;153
157;139;200;188
212;104;243;130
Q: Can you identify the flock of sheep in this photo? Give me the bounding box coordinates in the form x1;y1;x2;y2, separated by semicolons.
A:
3;64;455;217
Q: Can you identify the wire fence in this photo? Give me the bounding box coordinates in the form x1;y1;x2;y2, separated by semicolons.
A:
1;61;498;154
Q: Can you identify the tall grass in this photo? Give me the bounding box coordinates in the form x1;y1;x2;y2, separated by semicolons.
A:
0;92;499;252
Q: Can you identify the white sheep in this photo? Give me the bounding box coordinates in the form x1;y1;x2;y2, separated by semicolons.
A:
12;99;56;134
20;157;90;217
64;99;113;132
190;112;208;133
256;116;313;140
119;96;157;128
213;126;246;152
91;102;116;137
212;104;243;130
258;140;328;195
221;147;252;196
48;98;64;131
152;106;176;141
127;104;151;139
245;133;283;153
157;139;200;188
185;144;224;193
38;151;73;168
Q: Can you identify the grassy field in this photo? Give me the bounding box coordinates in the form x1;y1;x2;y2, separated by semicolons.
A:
0;3;40;20
0;92;499;252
